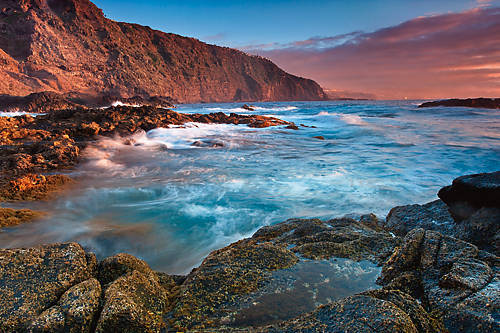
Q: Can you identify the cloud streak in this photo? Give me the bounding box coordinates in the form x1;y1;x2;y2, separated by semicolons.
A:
247;7;500;99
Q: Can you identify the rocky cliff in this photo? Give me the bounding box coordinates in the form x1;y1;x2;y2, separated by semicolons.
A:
0;0;327;103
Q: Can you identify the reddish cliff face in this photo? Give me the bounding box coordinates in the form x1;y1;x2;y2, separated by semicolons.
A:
0;0;327;103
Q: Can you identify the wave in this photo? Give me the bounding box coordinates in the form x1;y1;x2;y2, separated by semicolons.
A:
206;105;298;113
0;111;45;117
316;111;368;126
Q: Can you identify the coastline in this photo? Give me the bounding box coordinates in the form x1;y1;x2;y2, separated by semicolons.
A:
0;170;498;332
0;103;498;332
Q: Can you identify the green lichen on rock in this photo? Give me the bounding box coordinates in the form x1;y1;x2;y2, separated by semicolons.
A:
0;243;95;331
97;252;155;286
380;229;499;332
0;207;45;228
172;239;299;330
96;270;169;333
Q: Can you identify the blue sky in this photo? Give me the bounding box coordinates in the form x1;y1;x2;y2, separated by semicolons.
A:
92;0;490;47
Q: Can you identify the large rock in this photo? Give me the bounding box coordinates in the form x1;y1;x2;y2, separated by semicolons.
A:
0;243;96;331
438;171;500;219
437;171;500;255
384;199;455;236
96;270;168;333
97;253;155;286
379;229;499;332
171;217;399;330
58;278;102;333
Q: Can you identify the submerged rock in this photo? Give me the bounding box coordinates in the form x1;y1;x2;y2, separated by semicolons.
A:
241;104;256;111
0;207;45;228
266;290;444;333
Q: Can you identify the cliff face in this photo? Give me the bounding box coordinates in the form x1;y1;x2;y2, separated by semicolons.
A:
0;0;327;103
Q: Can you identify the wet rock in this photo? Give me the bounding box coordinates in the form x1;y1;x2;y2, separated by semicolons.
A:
59;278;102;333
0;243;95;331
313;135;325;140
438;171;500;219
0;207;45;228
96;270;168;333
171;217;399;330
437;171;500;255
379;229;499;332
97;253;155;286
456;207;500;255
286;124;299;130
0;173;74;201
266;289;444;333
241;104;255;111
384;199;455;236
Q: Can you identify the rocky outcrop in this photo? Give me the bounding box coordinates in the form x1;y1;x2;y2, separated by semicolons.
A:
0;212;498;332
0;0;327;103
0;92;83;113
384;199;456;237
0;106;295;210
383;172;499;255
418;98;500;109
0;91;178;113
0;242;180;332
379;229;499;333
0;243;96;331
171;216;400;330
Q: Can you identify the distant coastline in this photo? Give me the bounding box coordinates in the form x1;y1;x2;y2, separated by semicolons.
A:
419;97;500;109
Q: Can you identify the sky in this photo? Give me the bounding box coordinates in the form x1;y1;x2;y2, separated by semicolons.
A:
93;0;500;99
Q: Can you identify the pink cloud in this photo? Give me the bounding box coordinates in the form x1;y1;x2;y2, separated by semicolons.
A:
247;7;500;99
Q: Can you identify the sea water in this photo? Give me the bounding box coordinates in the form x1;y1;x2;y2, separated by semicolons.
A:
1;100;499;273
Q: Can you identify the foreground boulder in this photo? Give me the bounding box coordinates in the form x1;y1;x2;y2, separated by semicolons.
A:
385;171;499;255
438;171;500;219
0;243;96;331
384;199;455;237
171;216;400;330
96;270;168;332
379;229;499;332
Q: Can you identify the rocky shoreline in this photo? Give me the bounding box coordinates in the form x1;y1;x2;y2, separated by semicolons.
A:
0;170;498;331
0;104;294;227
0;105;498;332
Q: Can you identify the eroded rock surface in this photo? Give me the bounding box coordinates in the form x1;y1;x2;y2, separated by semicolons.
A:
379;229;499;332
171;216;400;330
0;243;95;331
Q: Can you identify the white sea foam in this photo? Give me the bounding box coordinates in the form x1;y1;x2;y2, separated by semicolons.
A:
110;101;142;108
0;111;44;117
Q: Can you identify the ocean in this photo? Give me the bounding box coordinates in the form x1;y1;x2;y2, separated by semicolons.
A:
1;100;499;273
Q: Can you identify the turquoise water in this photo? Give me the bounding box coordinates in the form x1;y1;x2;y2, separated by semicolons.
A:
1;101;499;273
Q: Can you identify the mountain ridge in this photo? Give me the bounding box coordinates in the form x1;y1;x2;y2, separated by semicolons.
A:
0;0;327;103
